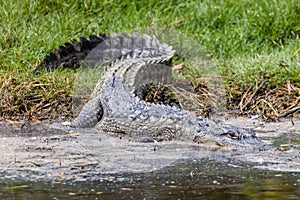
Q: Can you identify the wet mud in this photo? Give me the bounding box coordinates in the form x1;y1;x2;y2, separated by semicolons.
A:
0;116;299;182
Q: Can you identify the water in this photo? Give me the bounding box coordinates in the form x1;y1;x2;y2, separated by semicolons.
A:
0;161;299;199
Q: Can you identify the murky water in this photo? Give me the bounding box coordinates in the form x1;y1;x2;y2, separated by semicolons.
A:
0;161;299;199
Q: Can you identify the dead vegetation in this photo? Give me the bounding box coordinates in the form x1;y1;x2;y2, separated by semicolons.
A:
0;73;73;121
226;81;300;120
0;70;299;122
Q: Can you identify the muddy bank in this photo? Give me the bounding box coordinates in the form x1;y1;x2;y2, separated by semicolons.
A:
0;117;299;181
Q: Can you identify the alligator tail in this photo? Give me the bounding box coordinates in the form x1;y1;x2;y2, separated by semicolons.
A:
83;32;175;68
73;32;176;127
34;33;108;72
84;32;176;97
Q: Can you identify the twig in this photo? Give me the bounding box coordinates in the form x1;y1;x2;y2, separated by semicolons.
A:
260;99;279;117
239;86;251;110
279;106;300;118
241;80;267;111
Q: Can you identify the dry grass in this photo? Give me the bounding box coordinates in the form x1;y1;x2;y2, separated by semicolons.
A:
0;72;73;121
226;81;300;120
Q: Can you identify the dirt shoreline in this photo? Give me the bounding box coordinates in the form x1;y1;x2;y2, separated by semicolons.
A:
0;116;299;181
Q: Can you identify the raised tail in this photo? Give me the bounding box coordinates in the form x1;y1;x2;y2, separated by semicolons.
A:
82;32;175;68
84;32;175;97
34;33;108;72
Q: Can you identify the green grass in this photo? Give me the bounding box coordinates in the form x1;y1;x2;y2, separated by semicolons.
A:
0;0;299;119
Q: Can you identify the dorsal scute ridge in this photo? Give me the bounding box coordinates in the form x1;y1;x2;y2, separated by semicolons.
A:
89;32;175;97
83;32;175;69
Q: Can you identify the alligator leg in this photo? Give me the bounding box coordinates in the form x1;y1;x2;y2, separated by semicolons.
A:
71;96;103;128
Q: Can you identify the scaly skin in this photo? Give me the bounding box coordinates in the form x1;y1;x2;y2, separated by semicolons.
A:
48;32;266;148
35;33;108;72
72;33;175;127
96;75;265;148
83;32;175;97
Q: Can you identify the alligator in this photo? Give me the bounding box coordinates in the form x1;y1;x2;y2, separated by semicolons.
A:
38;32;267;148
92;74;266;147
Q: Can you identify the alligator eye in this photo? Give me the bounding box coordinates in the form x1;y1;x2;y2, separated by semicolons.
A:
226;131;238;140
